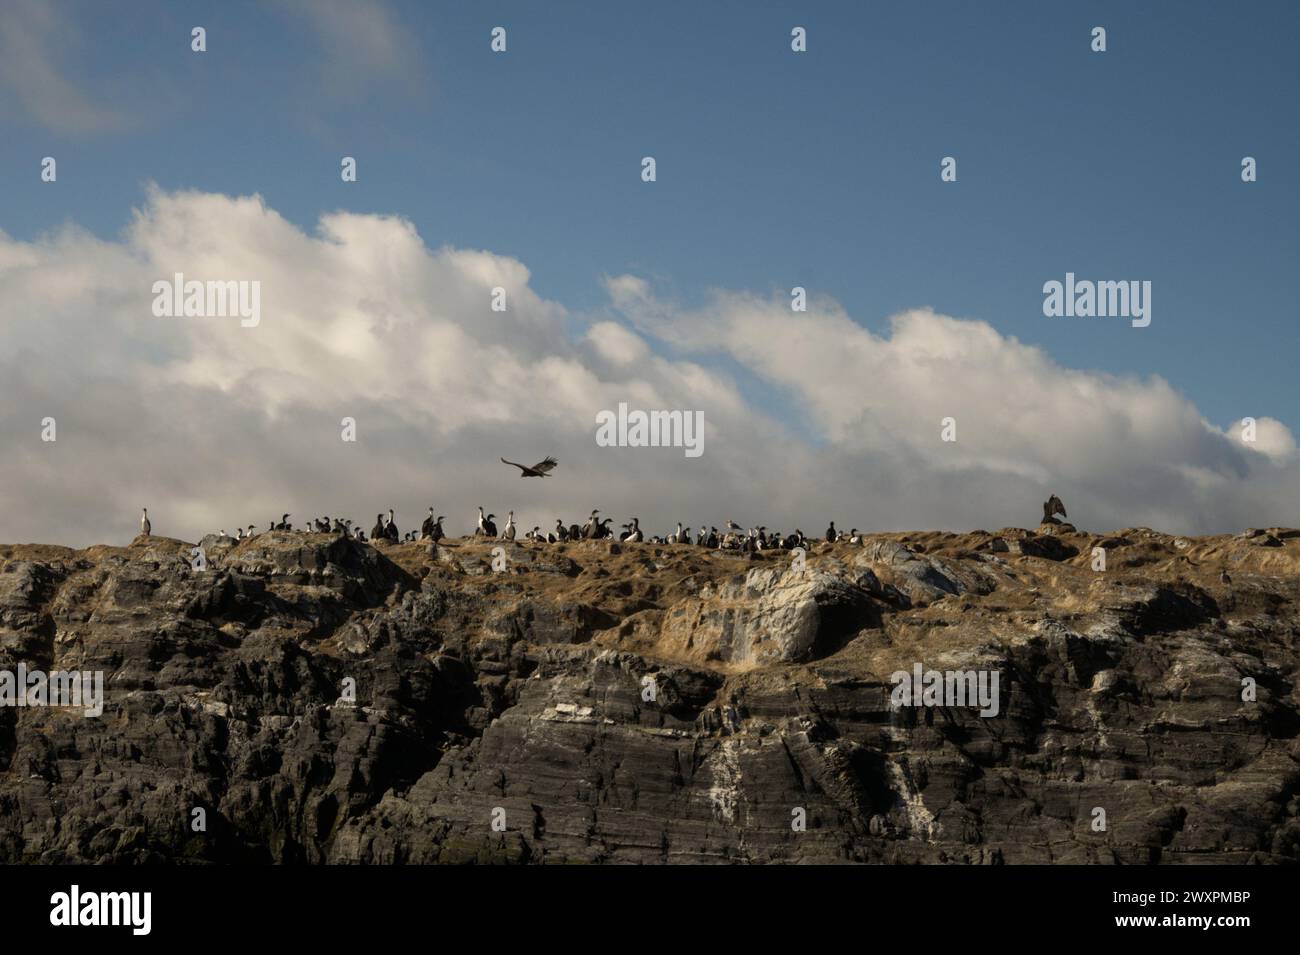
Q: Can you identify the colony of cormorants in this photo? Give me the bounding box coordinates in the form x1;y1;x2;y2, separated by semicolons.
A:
134;478;1070;551
140;507;937;552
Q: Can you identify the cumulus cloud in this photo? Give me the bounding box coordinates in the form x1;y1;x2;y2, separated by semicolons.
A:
0;188;1295;546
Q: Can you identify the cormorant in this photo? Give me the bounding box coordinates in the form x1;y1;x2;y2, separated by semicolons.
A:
1042;495;1067;525
140;508;151;536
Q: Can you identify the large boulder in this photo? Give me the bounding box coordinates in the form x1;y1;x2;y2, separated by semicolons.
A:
658;568;879;665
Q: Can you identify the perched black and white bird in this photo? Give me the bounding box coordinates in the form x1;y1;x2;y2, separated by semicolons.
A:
500;511;516;541
825;521;838;543
140;508;151;536
500;456;558;478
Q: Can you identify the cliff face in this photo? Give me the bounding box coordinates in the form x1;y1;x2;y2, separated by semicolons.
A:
1;524;1298;864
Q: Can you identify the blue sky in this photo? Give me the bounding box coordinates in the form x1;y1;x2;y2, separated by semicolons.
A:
1;1;1298;543
4;1;1297;423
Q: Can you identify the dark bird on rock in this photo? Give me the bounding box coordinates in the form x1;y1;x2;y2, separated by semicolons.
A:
371;514;386;539
501;456;558;478
140;508;151;537
1042;494;1067;524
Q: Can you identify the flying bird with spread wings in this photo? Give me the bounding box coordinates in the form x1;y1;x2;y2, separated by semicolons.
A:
501;455;558;478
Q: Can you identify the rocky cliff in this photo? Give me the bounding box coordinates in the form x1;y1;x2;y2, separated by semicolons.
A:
1;524;1298;864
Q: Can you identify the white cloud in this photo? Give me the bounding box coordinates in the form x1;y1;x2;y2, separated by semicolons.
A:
585;322;649;366
1233;415;1296;462
0;189;1295;546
